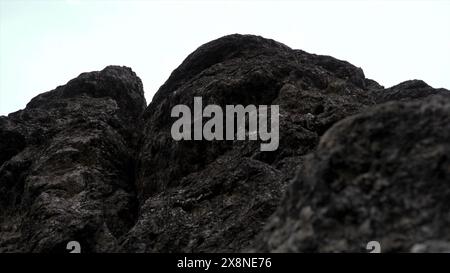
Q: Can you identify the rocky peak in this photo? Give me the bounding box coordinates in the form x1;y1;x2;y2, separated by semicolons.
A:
26;65;146;120
152;34;292;104
0;34;449;253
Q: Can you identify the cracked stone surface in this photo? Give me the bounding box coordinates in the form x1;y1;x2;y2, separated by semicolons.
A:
1;34;449;252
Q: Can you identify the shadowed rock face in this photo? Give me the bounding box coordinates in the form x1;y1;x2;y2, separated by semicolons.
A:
127;34;378;252
1;34;449;252
0;66;146;252
137;35;377;198
374;79;449;103
255;95;450;252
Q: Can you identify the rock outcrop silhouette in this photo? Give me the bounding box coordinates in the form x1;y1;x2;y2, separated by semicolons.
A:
0;66;146;252
0;34;449;252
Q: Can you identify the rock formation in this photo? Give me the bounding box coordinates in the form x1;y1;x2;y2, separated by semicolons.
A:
0;34;449;252
0;66;146;252
255;96;450;252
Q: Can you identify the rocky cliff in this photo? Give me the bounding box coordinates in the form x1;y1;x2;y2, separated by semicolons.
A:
1;34;449;252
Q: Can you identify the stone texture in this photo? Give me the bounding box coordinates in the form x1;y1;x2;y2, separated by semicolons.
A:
125;34;377;252
374;79;449;103
0;66;146;252
255;95;450;252
0;34;449;253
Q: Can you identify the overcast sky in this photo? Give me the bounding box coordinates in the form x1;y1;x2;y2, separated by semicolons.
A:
1;0;449;115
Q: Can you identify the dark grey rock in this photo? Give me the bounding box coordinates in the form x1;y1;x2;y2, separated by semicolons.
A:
0;34;448;253
374;79;449;103
0;66;146;252
255;95;450;252
125;34;379;252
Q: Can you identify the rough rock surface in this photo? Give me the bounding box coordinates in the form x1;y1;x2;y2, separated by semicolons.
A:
255;95;450;252
374;79;449;103
0;34;449;252
124;34;377;252
0;66;146;252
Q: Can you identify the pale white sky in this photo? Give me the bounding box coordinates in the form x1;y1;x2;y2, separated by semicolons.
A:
0;0;449;116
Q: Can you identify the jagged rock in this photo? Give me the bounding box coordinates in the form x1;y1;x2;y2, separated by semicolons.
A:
137;35;376;199
374;79;450;103
255;95;450;252
0;66;146;252
125;34;378;252
0;34;448;253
